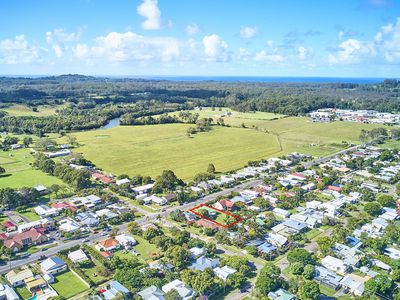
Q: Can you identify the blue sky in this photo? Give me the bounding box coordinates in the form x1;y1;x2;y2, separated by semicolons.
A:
0;0;399;77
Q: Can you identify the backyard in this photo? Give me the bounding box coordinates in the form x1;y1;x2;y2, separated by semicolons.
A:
50;270;89;298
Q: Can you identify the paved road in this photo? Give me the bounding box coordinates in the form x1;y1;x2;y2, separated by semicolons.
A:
303;144;361;169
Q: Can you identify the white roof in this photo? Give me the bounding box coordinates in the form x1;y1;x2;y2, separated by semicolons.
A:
68;249;89;263
213;266;237;280
132;183;154;192
116;178;130;185
115;233;136;245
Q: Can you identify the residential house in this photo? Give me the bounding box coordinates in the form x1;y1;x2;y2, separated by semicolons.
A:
91;172;113;184
4;228;48;252
138;285;165;300
34;205;60;217
189;247;205;259
34;185;48;195
75;212;99;227
58;218;81;233
95;209;118;220
115;233;136;249
132;184;154;195
257;242;277;255
0;284;19;300
272;208;290;218
6;269;34;287
96;238;120;252
268;288;296;300
17;218;54;233
115;178;130;186
272;219;307;236
266;232;288;248
162;279;196;300
314;266;343;290
321;256;349;275
333;243;362;267
143;195;167;206
40;257;67;275
3;221;16;232
189;255;219;271
213;199;234;211
213;266;237;281
68;249;89;263
384;247;400;260
102;280;131;300
340;275;364;296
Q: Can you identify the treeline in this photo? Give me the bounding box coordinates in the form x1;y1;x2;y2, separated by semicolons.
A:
0;188;41;209
0;101;184;135
1;75;400;118
33;154;91;190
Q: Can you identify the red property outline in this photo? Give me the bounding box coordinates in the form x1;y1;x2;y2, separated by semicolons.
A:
189;203;244;228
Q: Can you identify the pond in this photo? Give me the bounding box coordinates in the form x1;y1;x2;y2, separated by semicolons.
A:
99;117;120;130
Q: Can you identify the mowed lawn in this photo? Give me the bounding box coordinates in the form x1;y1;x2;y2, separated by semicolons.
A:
51;270;88;298
71;124;281;180
0;104;60;116
0;148;62;188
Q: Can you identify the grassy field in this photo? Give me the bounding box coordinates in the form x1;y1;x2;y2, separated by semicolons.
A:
178;107;286;121
70;124;281;180
0;148;62;188
68;115;393;180
0;104;60;117
221;116;393;157
51;270;88;298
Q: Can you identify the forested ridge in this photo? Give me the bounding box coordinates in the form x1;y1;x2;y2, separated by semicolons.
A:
0;75;399;134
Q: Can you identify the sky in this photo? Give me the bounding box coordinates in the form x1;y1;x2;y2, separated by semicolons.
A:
0;0;399;77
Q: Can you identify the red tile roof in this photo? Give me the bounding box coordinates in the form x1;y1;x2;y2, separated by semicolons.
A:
4;228;47;249
327;185;342;192
218;199;234;208
195;219;220;229
3;221;16;228
98;238;119;248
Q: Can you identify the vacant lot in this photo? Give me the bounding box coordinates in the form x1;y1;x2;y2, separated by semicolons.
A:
71;124;281;180
0;104;61;117
51;270;88;298
0;148;62;188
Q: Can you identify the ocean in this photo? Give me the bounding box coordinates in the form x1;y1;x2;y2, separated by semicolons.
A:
132;76;389;84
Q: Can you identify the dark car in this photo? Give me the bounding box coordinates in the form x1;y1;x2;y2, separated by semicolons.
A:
39;255;47;260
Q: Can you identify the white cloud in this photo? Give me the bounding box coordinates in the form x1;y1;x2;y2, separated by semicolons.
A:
73;31;180;62
202;34;231;62
376;17;400;62
298;46;309;60
46;28;81;44
328;39;376;64
240;26;257;39
46;28;83;58
266;40;274;47
238;48;251;61
52;44;63;58
330;17;400;64
0;35;43;64
72;43;90;59
137;0;161;30
254;50;285;63
185;24;200;36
